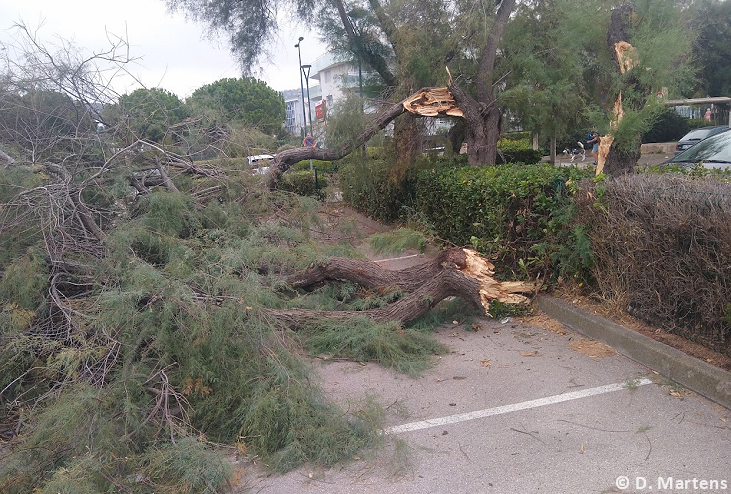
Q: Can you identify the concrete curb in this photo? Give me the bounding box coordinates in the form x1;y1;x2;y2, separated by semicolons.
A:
537;295;731;410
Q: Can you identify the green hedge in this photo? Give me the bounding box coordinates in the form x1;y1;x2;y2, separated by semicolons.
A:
415;163;594;274
290;159;338;174
497;138;543;165
279;170;327;200
339;157;417;222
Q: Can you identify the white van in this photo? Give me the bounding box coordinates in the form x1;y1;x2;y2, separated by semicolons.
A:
246;154;275;174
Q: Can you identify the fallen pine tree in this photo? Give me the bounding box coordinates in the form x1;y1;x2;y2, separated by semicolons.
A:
266;247;535;329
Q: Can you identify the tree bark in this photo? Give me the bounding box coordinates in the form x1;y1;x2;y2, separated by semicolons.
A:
266;248;534;329
597;3;645;176
448;0;515;166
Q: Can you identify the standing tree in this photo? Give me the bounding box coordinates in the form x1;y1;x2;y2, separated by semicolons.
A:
187;77;286;134
165;0;517;167
691;0;731;98
165;0;694;175
115;87;192;143
499;0;589;163
596;1;694;175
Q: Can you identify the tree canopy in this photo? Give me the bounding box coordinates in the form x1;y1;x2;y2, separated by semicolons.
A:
187;77;285;134
691;0;731;97
117;87;192;143
168;0;703;172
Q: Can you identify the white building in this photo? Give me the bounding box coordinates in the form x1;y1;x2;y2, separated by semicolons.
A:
281;51;362;143
310;52;363;112
283;86;322;138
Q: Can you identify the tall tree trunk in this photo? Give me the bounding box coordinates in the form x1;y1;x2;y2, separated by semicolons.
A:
598;3;647;176
447;0;516;166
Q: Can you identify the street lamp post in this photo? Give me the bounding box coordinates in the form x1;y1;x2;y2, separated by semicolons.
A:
294;37;307;140
301;64;314;139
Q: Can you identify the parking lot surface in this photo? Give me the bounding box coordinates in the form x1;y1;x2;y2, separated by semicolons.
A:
238;313;730;493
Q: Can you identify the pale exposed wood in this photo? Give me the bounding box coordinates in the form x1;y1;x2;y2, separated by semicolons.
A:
402;87;464;118
614;41;639;74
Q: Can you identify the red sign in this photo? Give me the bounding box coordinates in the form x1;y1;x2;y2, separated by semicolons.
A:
315;101;326;120
303;136;316;148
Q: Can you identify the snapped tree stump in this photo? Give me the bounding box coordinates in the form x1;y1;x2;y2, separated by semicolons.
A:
263;248;534;329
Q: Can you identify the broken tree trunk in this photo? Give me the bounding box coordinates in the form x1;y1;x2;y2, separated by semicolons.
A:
266;86;465;189
264;248;534;329
596;3;644;176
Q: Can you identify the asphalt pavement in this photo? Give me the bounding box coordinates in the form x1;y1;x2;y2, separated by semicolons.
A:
238;309;730;494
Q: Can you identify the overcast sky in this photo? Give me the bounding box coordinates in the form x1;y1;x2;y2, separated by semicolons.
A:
0;0;326;99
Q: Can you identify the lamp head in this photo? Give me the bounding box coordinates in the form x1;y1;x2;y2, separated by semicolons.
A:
299;36;304;41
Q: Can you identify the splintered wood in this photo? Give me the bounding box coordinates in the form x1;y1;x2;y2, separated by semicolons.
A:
402;87;465;118
460;249;533;315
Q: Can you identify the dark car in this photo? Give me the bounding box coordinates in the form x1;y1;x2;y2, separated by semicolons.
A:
663;128;731;170
674;125;730;154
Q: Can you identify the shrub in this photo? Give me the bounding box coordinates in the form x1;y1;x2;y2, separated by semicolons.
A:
573;174;731;355
279;170;327;200
290;159;338;174
415;163;594;276
642;107;690;143
497;138;543;164
339;155;417;222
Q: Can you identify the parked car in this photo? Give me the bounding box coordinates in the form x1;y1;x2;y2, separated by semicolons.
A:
663;128;731;170
246;154;275;174
674;126;730;154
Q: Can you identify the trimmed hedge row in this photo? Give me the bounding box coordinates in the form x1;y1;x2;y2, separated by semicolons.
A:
573;174;731;356
415;163;594;273
497;138;543;165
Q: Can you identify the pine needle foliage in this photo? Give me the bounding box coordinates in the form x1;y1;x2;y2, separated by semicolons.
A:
301;317;448;376
368;227;428;255
1;152;451;491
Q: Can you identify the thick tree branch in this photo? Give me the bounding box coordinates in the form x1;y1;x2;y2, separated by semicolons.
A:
267;85;464;188
476;0;516;103
270;248;534;329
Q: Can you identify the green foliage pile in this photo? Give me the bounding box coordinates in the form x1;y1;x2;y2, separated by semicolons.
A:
368;228;428;255
302;317;447;376
414;163;594;276
0;160;449;492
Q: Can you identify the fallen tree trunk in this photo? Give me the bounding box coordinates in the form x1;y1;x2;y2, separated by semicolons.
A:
266;248;534;329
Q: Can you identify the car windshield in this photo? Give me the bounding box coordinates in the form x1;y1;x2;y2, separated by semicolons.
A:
671;129;731;163
680;127;723;142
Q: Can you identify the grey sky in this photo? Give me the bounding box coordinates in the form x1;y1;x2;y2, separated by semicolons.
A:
0;0;325;98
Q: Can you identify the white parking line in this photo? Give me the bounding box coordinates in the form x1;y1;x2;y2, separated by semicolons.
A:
385;378;653;434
